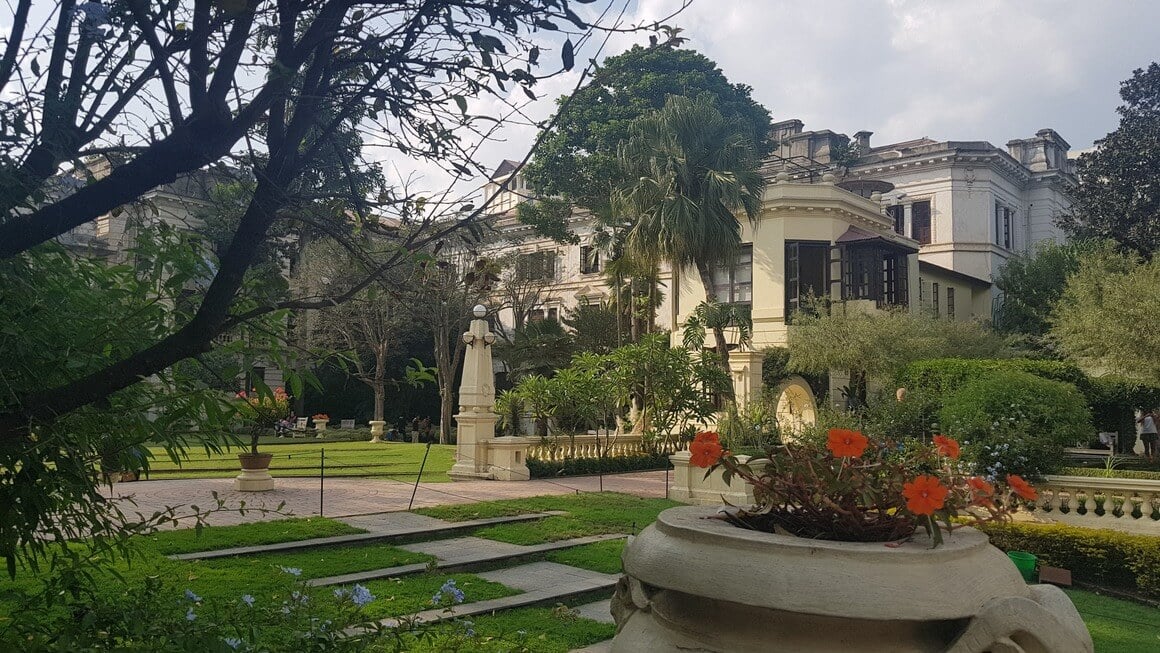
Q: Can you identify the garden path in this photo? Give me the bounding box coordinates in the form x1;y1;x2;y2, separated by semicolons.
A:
101;471;670;527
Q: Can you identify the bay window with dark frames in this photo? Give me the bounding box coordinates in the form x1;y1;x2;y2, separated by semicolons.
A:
710;244;753;305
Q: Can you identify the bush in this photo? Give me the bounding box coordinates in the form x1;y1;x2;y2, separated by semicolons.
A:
1059;467;1160;481
939;370;1092;480
978;521;1160;599
527;453;672;478
899;358;1090;396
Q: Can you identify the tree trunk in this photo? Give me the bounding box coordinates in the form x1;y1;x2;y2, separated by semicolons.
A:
697;263;732;370
373;350;387;422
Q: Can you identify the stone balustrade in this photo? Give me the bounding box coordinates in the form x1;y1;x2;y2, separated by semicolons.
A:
1029;474;1160;535
527;432;683;462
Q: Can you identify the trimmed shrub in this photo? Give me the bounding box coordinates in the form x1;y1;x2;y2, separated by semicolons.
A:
939;370;1091;479
1059;467;1160;481
527;453;672;478
978;521;1160;598
899;358;1090;396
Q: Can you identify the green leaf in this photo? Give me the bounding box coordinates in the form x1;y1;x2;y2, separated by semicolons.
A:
561;39;574;71
453;94;467;114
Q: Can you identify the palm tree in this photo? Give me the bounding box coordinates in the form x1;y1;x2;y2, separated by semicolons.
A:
614;94;766;370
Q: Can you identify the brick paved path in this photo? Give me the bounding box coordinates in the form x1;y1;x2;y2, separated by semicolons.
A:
102;471;672;527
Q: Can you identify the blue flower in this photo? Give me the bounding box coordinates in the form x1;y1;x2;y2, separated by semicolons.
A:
279;566;302;577
185;607;197;622
439;579;465;604
224;637;242;650
291;590;309;604
462;620;475;637
350;584;375;607
241;594;255;607
281;605;291;615
184;589;202;602
333;588;348;600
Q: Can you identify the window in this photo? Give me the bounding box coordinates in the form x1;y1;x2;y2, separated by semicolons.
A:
887;204;905;235
527;307;559;323
785;242;827;319
840;244;909;308
710;244;753;305
947;287;956;320
931;282;940;317
911;200;931;245
516;251;556;281
995;202;1012;249
580;245;601;274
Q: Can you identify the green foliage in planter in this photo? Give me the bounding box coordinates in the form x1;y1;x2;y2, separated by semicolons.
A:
526;453;672;478
939;370;1091;479
978;521;1160;598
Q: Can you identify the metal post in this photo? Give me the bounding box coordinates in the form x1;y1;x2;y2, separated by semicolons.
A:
665;464;669;500
319;449;325;517
408;442;432;511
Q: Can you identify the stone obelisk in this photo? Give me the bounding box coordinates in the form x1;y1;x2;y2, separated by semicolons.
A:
448;305;499;480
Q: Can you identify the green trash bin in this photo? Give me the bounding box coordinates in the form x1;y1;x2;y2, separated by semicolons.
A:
1007;551;1037;582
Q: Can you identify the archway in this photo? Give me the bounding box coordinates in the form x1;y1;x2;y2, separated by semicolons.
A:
774;376;818;439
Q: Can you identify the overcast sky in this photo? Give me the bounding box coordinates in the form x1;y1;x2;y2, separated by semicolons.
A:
392;0;1160;204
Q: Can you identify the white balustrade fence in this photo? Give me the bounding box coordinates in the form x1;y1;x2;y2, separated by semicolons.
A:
526;432;685;462
1029;475;1160;536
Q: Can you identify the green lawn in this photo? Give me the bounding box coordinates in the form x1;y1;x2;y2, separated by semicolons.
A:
1065;588;1160;653
139;440;455;481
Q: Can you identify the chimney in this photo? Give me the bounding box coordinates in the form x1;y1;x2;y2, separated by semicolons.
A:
853;131;873;152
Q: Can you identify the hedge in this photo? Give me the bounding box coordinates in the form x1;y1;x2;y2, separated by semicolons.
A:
899;359;1160;452
1059;467;1160;481
978;521;1160;598
527;452;672;478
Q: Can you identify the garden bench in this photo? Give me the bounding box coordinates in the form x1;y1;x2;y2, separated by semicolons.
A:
291;417;309;437
340;419;355;429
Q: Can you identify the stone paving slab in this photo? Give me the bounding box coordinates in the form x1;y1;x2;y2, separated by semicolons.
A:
572;598;614;625
168;512;563;561
366;562;620;630
102;471;670;529
309;534;626;587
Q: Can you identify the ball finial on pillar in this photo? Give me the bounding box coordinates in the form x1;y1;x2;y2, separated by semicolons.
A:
472;304;487;318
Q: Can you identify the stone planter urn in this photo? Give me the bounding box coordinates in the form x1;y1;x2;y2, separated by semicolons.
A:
610;506;1092;653
234;452;274;491
315;421;328;433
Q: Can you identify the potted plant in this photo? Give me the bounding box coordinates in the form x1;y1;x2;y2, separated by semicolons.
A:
611;430;1093;652
312;413;330;434
233;387;289;491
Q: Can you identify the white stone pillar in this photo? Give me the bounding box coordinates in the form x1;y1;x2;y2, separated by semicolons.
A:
728;350;765;409
449;305;500;481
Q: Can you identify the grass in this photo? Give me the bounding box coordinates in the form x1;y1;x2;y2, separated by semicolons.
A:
1065;588;1160;652
356;573;520;619
139;440;455;481
141;516;365;555
401;606;616;653
195;542;432;580
545;539;627;574
416;492;682;545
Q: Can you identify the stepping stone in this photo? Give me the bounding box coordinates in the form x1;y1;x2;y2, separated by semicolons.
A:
308;533;625;587
572;598;614;624
339;511;449;533
363;562;619;630
168;512;563;561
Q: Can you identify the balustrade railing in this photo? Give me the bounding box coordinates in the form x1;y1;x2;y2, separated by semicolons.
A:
1025;475;1160;535
526;432;686;462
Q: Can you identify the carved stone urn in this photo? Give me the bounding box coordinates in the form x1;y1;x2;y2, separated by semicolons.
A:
610;506;1092;653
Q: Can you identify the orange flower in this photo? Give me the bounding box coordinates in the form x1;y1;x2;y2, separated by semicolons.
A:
932;435;960;459
690;432;725;468
1006;474;1038;501
902;475;949;516
967;476;994;497
826;428;868;458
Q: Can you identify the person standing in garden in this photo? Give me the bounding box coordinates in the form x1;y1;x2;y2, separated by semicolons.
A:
1137;409;1158;461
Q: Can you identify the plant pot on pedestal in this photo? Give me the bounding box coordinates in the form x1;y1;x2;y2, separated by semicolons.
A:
610;506;1092;653
235;452;274;491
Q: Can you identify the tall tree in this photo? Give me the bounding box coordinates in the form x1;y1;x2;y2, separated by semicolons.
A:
1060;63;1160;255
524;44;773;225
614;94;766;371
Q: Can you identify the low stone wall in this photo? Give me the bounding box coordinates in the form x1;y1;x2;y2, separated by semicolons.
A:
527;432;685;462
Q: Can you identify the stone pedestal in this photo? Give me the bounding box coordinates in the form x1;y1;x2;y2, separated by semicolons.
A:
488;437;535;480
234;468;275;491
369;420;385;443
